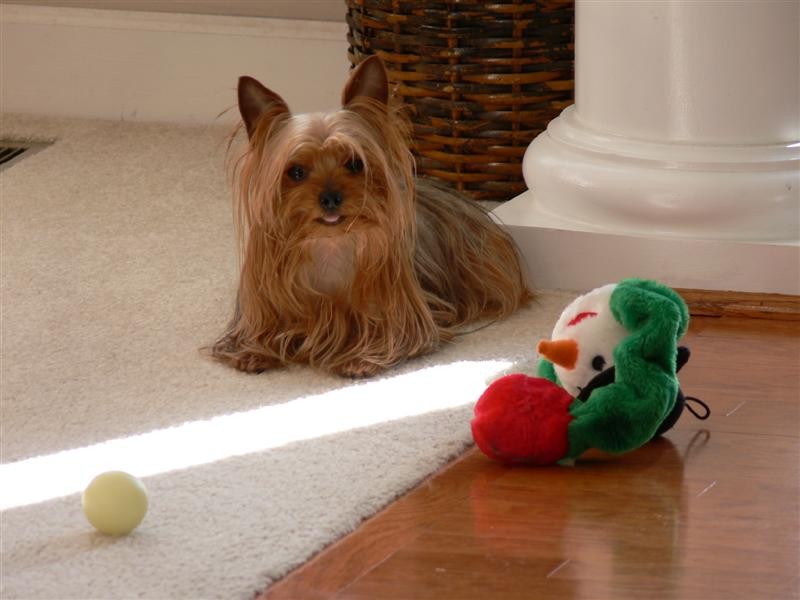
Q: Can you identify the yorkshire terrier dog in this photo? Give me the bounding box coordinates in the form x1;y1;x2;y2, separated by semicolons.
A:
211;56;531;377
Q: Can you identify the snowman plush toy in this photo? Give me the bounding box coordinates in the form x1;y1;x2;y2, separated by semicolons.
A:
471;278;709;465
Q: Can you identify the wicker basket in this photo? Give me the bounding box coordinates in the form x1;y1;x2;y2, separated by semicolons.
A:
346;0;574;201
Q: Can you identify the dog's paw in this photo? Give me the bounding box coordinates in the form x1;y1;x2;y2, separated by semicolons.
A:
336;360;383;379
230;352;282;374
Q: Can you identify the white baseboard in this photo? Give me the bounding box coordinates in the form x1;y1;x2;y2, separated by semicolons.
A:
0;4;350;124
495;191;800;295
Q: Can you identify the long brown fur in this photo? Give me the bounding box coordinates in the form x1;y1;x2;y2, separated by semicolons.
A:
210;57;532;377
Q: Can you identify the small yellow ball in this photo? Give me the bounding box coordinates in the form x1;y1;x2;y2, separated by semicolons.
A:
82;471;148;536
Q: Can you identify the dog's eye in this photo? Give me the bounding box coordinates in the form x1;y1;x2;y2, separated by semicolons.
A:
346;158;364;174
287;165;306;181
591;355;606;372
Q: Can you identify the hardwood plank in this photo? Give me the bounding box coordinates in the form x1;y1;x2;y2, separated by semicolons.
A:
340;432;799;600
338;533;797;600
687;314;800;338
261;454;508;600
677;288;800;320
672;395;798;436
259;316;800;600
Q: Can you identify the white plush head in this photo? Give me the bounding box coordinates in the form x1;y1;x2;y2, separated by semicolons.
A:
538;284;628;397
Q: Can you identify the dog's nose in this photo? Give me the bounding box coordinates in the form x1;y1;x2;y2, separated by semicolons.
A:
319;190;343;211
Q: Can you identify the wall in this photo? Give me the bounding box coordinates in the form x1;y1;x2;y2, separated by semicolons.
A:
2;0;346;21
0;3;350;124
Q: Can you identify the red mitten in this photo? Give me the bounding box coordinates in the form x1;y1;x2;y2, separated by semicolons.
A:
471;374;575;465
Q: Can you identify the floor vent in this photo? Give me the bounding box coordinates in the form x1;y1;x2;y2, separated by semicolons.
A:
0;143;49;171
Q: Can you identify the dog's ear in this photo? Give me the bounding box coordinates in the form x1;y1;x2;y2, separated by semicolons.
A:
238;76;290;140
342;55;389;107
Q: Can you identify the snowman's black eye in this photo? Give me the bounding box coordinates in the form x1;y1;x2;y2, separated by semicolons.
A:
591;355;606;372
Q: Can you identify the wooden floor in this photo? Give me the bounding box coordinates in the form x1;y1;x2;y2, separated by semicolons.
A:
261;316;800;600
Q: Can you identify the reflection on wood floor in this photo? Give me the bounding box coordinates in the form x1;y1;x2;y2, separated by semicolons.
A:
263;316;800;600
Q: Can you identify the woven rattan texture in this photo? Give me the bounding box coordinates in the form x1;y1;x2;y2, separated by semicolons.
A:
346;0;574;201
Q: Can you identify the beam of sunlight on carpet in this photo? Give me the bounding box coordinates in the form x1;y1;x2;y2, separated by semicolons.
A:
0;360;510;510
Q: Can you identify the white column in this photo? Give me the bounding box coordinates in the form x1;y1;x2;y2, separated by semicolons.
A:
494;0;799;294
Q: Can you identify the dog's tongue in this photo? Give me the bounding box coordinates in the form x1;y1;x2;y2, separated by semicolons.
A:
323;214;342;224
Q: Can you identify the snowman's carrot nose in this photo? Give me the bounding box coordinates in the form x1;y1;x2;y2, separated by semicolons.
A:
537;339;578;370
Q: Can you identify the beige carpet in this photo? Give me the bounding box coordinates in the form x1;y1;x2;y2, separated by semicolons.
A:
0;113;573;599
